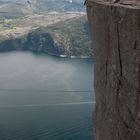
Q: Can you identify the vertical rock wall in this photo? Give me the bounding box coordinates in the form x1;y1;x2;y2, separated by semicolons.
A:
86;0;140;140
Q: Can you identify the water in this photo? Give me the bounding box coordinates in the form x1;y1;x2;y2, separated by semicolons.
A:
0;51;95;140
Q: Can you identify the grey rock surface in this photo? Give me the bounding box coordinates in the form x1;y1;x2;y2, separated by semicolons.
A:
86;0;140;139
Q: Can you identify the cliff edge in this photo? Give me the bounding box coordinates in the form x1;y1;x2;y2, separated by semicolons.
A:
86;0;140;140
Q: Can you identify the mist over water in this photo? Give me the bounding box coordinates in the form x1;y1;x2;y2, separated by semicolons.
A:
0;51;94;140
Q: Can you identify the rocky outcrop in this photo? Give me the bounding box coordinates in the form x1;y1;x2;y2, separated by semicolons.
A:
86;0;140;140
24;31;64;55
0;32;65;55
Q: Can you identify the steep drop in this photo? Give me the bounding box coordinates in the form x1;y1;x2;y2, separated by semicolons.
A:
86;0;140;140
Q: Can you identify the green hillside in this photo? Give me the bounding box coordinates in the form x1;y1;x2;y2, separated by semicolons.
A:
32;16;92;57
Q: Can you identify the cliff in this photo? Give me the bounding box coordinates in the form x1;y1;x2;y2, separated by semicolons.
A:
86;0;140;140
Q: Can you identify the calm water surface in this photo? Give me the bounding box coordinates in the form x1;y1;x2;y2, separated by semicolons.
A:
0;51;95;140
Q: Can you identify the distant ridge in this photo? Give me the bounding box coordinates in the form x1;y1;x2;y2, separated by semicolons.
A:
0;0;85;18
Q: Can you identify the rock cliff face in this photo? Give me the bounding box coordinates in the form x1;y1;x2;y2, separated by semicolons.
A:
86;0;140;140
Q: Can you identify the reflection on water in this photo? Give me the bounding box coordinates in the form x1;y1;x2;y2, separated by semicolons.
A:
0;52;95;140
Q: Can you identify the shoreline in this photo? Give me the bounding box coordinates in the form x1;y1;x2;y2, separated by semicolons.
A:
0;50;93;59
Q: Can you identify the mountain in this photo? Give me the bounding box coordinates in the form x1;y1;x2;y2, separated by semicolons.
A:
0;16;92;58
24;16;92;57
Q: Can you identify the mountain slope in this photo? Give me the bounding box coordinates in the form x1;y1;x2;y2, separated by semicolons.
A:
0;16;92;57
24;16;92;57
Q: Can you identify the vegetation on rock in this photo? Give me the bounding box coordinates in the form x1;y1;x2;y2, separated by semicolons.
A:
32;16;92;57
